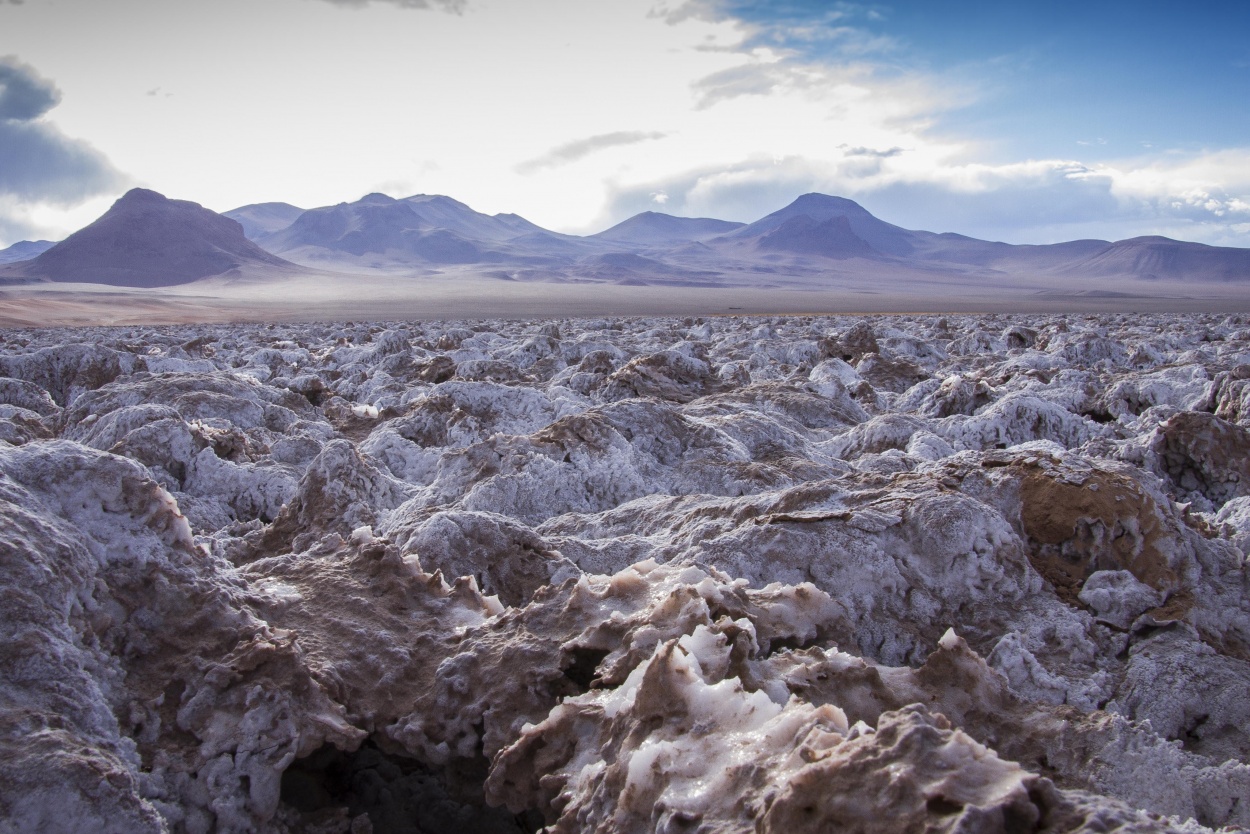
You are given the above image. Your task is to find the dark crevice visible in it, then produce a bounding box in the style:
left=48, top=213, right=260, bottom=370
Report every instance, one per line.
left=561, top=646, right=610, bottom=693
left=926, top=796, right=963, bottom=815
left=279, top=738, right=542, bottom=834
left=303, top=389, right=329, bottom=408
left=763, top=634, right=822, bottom=656
left=1182, top=713, right=1210, bottom=752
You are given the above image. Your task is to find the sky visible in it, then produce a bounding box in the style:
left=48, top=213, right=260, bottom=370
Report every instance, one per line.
left=1, top=0, right=1248, bottom=248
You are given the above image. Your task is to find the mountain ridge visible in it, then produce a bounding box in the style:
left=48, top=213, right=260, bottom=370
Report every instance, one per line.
left=0, top=239, right=56, bottom=265
left=4, top=188, right=1247, bottom=289
left=223, top=202, right=305, bottom=240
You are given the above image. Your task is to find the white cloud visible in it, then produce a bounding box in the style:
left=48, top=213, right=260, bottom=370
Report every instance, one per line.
left=0, top=56, right=124, bottom=243
left=591, top=144, right=1250, bottom=246
left=515, top=131, right=668, bottom=175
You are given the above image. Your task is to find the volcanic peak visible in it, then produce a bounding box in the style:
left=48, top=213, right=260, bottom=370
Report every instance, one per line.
left=1, top=188, right=293, bottom=288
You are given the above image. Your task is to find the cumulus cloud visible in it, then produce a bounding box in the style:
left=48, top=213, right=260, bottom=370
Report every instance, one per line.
left=515, top=131, right=667, bottom=175
left=656, top=0, right=890, bottom=52
left=593, top=156, right=815, bottom=228
left=0, top=57, right=122, bottom=203
left=0, top=56, right=124, bottom=245
left=627, top=2, right=1250, bottom=246
left=841, top=145, right=904, bottom=158
left=647, top=0, right=722, bottom=26
left=592, top=146, right=1250, bottom=247
left=548, top=1, right=1250, bottom=245
left=0, top=55, right=58, bottom=120
left=310, top=0, right=466, bottom=11
left=693, top=62, right=795, bottom=105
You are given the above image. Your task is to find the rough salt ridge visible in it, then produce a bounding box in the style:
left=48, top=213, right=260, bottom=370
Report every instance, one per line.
left=1, top=312, right=1248, bottom=833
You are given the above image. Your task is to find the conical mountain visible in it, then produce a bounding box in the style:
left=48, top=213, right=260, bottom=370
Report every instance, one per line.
left=1, top=188, right=295, bottom=287
left=729, top=193, right=919, bottom=257
left=754, top=214, right=879, bottom=259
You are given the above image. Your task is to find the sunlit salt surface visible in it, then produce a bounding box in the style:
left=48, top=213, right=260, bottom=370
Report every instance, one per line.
left=1, top=312, right=1248, bottom=833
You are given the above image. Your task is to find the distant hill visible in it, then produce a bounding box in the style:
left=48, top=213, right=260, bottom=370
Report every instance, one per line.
left=726, top=193, right=918, bottom=256
left=0, top=240, right=56, bottom=265
left=0, top=188, right=296, bottom=287
left=258, top=193, right=558, bottom=267
left=223, top=202, right=305, bottom=240
left=591, top=211, right=744, bottom=246
left=695, top=193, right=1250, bottom=284
left=753, top=214, right=879, bottom=260
left=3, top=188, right=1247, bottom=290
left=1058, top=236, right=1250, bottom=282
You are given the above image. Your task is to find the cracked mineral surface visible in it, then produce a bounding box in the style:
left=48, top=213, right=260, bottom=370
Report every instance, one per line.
left=1, top=313, right=1248, bottom=833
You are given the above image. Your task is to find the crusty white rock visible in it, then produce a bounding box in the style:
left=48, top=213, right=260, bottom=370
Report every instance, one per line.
left=1, top=313, right=1248, bottom=833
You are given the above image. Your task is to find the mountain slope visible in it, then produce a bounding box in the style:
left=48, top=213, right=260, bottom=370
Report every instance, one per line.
left=1059, top=236, right=1250, bottom=281
left=223, top=202, right=306, bottom=240
left=591, top=211, right=744, bottom=246
left=726, top=193, right=920, bottom=257
left=754, top=214, right=879, bottom=260
left=0, top=189, right=295, bottom=288
left=402, top=194, right=546, bottom=242
left=256, top=193, right=562, bottom=267
left=0, top=240, right=56, bottom=265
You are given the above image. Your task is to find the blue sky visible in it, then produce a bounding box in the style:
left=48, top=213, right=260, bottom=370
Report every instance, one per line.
left=726, top=0, right=1250, bottom=159
left=0, top=0, right=1248, bottom=248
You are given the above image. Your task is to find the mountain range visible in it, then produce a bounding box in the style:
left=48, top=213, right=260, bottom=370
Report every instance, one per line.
left=2, top=187, right=1248, bottom=290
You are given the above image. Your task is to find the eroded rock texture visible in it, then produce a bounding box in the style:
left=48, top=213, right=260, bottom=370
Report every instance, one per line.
left=1, top=313, right=1248, bottom=833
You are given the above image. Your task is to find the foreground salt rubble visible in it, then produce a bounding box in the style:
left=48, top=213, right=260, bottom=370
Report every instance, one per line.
left=1, top=314, right=1249, bottom=833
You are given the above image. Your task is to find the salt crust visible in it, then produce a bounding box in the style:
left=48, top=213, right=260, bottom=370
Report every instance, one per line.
left=1, top=313, right=1248, bottom=832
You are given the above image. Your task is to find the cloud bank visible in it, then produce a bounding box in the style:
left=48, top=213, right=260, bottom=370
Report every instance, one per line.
left=0, top=56, right=123, bottom=243
left=593, top=146, right=1250, bottom=246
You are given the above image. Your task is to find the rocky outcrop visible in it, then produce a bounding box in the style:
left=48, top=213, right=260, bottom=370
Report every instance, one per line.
left=1, top=313, right=1249, bottom=833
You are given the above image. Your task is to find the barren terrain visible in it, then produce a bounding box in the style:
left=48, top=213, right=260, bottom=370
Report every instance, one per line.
left=2, top=312, right=1249, bottom=833
left=4, top=274, right=1250, bottom=330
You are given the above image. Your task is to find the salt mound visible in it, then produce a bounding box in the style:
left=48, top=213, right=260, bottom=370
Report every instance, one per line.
left=1, top=312, right=1248, bottom=833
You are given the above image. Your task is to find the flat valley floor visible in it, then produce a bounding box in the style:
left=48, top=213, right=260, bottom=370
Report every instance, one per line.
left=3, top=270, right=1250, bottom=326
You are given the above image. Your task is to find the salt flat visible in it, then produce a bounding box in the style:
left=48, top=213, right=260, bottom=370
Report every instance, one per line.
left=2, top=312, right=1248, bottom=833
left=3, top=269, right=1249, bottom=329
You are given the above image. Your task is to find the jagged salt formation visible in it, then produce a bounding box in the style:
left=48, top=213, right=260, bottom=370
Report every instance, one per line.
left=1, top=313, right=1249, bottom=833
